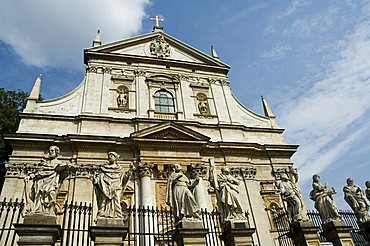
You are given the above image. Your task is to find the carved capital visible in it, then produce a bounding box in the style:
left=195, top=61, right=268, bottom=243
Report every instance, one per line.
left=104, top=67, right=112, bottom=74
left=135, top=70, right=146, bottom=76
left=87, top=66, right=97, bottom=73
left=230, top=167, right=257, bottom=180
left=137, top=163, right=154, bottom=178
left=190, top=163, right=207, bottom=178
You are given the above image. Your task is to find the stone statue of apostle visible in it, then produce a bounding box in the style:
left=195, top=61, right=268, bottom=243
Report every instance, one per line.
left=93, top=152, right=132, bottom=219
left=166, top=163, right=201, bottom=222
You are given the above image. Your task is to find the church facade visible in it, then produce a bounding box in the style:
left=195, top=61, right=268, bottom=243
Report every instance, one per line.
left=2, top=25, right=303, bottom=245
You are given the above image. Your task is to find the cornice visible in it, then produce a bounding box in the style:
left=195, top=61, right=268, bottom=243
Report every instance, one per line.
left=84, top=51, right=229, bottom=75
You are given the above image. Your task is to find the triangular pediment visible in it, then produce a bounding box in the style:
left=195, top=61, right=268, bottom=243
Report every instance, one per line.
left=86, top=32, right=229, bottom=68
left=130, top=122, right=210, bottom=141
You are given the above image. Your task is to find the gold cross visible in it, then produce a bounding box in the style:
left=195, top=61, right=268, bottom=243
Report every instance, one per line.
left=150, top=16, right=164, bottom=27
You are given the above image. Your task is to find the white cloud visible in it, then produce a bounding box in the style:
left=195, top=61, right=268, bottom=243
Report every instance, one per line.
left=0, top=0, right=150, bottom=68
left=277, top=17, right=370, bottom=183
left=262, top=44, right=291, bottom=58
left=277, top=0, right=309, bottom=18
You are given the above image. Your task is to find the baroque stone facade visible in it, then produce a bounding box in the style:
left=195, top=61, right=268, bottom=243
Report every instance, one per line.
left=2, top=27, right=302, bottom=245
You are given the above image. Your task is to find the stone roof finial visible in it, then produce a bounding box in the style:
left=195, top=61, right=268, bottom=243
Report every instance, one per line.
left=211, top=45, right=220, bottom=60
left=261, top=96, right=280, bottom=129
left=92, top=30, right=102, bottom=47
left=28, top=74, right=42, bottom=100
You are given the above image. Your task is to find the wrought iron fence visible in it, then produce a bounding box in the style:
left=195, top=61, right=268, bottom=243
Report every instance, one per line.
left=307, top=210, right=368, bottom=246
left=0, top=198, right=225, bottom=246
left=272, top=209, right=295, bottom=246
left=0, top=198, right=24, bottom=246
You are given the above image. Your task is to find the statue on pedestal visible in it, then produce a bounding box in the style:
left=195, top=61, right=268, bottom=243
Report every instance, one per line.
left=343, top=178, right=370, bottom=223
left=166, top=163, right=201, bottom=222
left=209, top=165, right=246, bottom=221
left=309, top=174, right=341, bottom=223
left=24, top=146, right=72, bottom=215
left=93, top=152, right=132, bottom=219
left=276, top=168, right=304, bottom=223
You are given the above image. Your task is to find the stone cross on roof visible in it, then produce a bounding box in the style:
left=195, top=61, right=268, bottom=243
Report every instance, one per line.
left=150, top=16, right=164, bottom=27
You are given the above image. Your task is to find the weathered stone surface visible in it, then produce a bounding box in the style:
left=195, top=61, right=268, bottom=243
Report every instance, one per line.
left=322, top=220, right=354, bottom=246
left=290, top=221, right=321, bottom=246
left=221, top=220, right=255, bottom=246
left=14, top=223, right=61, bottom=246
left=173, top=221, right=208, bottom=246
left=23, top=213, right=57, bottom=224
left=89, top=225, right=129, bottom=246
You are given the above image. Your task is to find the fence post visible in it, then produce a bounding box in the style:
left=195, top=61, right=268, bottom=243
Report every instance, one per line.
left=322, top=220, right=355, bottom=246
left=290, top=220, right=321, bottom=246
left=173, top=220, right=208, bottom=246
left=220, top=220, right=255, bottom=246
left=14, top=213, right=61, bottom=246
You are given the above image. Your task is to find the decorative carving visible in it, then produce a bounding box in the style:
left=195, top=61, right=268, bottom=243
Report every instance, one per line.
left=137, top=163, right=154, bottom=177
left=166, top=163, right=201, bottom=222
left=146, top=129, right=195, bottom=140
left=87, top=66, right=97, bottom=73
left=230, top=167, right=257, bottom=180
left=134, top=70, right=146, bottom=76
left=343, top=178, right=370, bottom=223
left=156, top=181, right=169, bottom=209
left=309, top=174, right=341, bottom=224
left=209, top=165, right=246, bottom=221
left=24, top=146, right=74, bottom=215
left=104, top=67, right=112, bottom=74
left=190, top=163, right=207, bottom=178
left=150, top=35, right=170, bottom=58
left=92, top=152, right=132, bottom=220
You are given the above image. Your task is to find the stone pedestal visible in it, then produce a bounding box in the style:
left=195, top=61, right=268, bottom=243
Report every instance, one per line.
left=14, top=214, right=61, bottom=246
left=89, top=218, right=128, bottom=246
left=322, top=220, right=354, bottom=246
left=361, top=221, right=370, bottom=242
left=220, top=220, right=255, bottom=246
left=290, top=221, right=321, bottom=246
left=173, top=220, right=208, bottom=246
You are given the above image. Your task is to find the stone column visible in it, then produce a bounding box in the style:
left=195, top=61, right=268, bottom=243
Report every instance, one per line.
left=290, top=221, right=322, bottom=246
left=138, top=163, right=154, bottom=206
left=190, top=163, right=210, bottom=210
left=221, top=220, right=255, bottom=246
left=137, top=163, right=155, bottom=245
left=14, top=214, right=61, bottom=246
left=173, top=221, right=208, bottom=246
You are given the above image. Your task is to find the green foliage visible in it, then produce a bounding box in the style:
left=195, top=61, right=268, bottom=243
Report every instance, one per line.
left=0, top=88, right=29, bottom=163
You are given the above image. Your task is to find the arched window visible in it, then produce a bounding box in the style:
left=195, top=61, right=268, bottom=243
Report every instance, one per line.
left=154, top=90, right=175, bottom=113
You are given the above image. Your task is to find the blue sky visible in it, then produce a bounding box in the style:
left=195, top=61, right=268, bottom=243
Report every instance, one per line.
left=1, top=0, right=369, bottom=209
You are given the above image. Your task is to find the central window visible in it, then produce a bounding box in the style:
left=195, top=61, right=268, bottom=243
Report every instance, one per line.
left=154, top=90, right=175, bottom=113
